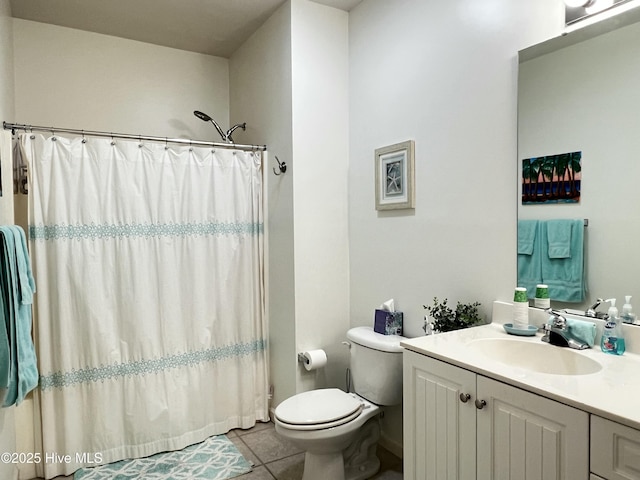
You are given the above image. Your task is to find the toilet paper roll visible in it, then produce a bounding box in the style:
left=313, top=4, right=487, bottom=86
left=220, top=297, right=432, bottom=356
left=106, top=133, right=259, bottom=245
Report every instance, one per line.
left=302, top=349, right=327, bottom=371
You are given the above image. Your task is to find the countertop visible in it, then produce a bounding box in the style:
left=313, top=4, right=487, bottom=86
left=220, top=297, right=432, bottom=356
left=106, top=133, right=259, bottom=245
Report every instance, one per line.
left=401, top=301, right=640, bottom=430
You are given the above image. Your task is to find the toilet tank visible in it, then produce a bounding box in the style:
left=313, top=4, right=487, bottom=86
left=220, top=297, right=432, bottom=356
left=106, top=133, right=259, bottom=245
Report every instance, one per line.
left=346, top=326, right=405, bottom=406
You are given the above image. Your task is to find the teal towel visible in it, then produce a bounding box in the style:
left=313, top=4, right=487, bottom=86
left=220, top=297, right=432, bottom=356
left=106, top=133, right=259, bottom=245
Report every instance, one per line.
left=547, top=219, right=572, bottom=259
left=547, top=316, right=596, bottom=347
left=0, top=226, right=38, bottom=407
left=0, top=232, right=14, bottom=390
left=518, top=219, right=538, bottom=255
left=14, top=227, right=35, bottom=305
left=517, top=220, right=542, bottom=298
left=541, top=219, right=586, bottom=303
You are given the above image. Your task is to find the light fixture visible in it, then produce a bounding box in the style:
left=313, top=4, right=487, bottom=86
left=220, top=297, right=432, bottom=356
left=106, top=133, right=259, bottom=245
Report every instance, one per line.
left=564, top=0, right=594, bottom=7
left=586, top=0, right=614, bottom=13
left=564, top=0, right=628, bottom=24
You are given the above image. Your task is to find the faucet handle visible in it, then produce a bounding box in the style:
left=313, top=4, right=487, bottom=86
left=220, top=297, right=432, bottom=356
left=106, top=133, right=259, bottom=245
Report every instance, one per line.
left=544, top=308, right=567, bottom=328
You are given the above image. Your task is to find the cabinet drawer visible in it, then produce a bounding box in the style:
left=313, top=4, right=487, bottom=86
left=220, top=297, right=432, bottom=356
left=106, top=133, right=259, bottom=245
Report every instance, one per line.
left=591, top=415, right=640, bottom=480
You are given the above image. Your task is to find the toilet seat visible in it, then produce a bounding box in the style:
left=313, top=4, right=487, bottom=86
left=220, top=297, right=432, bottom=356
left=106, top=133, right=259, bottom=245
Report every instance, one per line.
left=275, top=388, right=364, bottom=431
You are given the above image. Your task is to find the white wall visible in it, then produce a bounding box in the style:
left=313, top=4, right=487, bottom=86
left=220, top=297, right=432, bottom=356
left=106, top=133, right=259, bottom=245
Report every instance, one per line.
left=230, top=2, right=297, bottom=408
left=230, top=0, right=349, bottom=408
left=13, top=19, right=229, bottom=140
left=348, top=0, right=563, bottom=336
left=0, top=0, right=18, bottom=477
left=348, top=0, right=563, bottom=450
left=290, top=0, right=350, bottom=395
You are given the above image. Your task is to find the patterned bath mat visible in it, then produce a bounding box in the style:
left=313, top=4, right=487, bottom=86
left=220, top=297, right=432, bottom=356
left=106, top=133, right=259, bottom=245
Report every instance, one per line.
left=73, top=434, right=252, bottom=480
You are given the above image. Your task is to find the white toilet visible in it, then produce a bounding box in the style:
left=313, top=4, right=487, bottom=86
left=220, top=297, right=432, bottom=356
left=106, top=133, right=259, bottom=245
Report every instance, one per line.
left=274, top=326, right=405, bottom=480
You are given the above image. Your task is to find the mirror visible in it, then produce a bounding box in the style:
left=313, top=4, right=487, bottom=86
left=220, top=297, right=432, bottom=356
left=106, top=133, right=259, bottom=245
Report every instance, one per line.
left=517, top=7, right=640, bottom=320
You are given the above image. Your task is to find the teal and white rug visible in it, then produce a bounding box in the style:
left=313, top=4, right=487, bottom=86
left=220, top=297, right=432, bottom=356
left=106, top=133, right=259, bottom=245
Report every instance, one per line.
left=74, top=435, right=252, bottom=480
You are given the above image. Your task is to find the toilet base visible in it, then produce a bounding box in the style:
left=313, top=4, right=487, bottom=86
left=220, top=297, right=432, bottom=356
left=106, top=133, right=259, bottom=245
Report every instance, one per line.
left=302, top=452, right=346, bottom=480
left=300, top=416, right=381, bottom=480
left=343, top=416, right=380, bottom=480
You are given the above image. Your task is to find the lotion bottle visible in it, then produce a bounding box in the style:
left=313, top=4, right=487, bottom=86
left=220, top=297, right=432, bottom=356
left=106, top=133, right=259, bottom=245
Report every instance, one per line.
left=601, top=298, right=625, bottom=355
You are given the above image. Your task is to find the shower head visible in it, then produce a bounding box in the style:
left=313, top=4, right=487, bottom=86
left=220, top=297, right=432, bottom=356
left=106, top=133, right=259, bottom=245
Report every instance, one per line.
left=193, top=110, right=213, bottom=122
left=193, top=110, right=226, bottom=142
left=193, top=110, right=247, bottom=144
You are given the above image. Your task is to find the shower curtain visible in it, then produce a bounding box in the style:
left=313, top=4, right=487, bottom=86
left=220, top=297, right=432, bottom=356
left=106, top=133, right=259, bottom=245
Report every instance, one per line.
left=20, top=133, right=269, bottom=479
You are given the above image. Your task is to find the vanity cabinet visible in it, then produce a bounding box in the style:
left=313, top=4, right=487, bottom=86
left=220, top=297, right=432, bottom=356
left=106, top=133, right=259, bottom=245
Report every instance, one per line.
left=591, top=415, right=640, bottom=480
left=403, top=350, right=589, bottom=479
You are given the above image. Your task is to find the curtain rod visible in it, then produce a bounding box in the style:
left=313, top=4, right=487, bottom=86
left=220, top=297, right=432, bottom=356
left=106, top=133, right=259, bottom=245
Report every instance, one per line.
left=3, top=121, right=267, bottom=152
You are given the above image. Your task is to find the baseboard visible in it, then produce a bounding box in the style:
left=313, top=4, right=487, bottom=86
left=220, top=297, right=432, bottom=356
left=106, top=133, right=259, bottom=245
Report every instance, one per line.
left=379, top=432, right=403, bottom=459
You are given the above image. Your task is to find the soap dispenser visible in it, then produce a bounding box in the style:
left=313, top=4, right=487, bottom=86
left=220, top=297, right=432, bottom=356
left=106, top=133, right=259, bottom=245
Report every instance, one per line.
left=601, top=298, right=625, bottom=355
left=621, top=296, right=637, bottom=324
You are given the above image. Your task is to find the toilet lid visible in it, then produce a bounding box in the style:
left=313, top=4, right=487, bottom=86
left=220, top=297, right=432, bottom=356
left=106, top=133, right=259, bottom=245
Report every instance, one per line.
left=274, top=388, right=363, bottom=426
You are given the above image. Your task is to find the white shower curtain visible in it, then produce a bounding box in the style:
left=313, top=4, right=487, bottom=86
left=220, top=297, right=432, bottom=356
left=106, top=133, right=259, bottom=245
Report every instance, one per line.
left=21, top=133, right=269, bottom=479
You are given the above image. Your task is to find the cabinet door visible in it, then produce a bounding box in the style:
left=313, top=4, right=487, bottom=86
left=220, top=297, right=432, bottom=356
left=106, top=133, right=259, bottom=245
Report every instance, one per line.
left=591, top=414, right=640, bottom=480
left=403, top=351, right=476, bottom=480
left=476, top=376, right=589, bottom=480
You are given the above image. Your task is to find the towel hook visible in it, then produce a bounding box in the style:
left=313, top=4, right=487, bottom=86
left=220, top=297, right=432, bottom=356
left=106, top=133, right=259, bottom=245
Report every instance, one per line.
left=273, top=156, right=287, bottom=176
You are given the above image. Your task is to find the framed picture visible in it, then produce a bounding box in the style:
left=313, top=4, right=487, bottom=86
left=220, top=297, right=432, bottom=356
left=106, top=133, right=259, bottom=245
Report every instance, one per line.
left=375, top=140, right=415, bottom=210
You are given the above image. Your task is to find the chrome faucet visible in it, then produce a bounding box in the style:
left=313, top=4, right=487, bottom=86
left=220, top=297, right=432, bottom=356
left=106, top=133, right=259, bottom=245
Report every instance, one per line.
left=541, top=308, right=590, bottom=350
left=585, top=298, right=604, bottom=318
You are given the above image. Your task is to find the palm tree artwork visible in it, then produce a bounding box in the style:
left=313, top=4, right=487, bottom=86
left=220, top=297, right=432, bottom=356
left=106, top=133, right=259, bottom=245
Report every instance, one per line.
left=522, top=151, right=581, bottom=204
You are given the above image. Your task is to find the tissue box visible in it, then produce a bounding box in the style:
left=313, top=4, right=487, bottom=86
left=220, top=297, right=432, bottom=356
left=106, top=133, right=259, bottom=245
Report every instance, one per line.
left=374, top=310, right=403, bottom=336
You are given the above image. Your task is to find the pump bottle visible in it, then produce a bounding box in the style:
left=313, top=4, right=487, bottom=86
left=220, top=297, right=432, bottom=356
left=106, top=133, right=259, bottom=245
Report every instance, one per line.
left=621, top=296, right=637, bottom=324
left=601, top=298, right=625, bottom=355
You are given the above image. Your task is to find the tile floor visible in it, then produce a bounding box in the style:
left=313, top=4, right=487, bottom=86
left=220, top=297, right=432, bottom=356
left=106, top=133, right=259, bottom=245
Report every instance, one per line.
left=228, top=421, right=403, bottom=480
left=39, top=420, right=402, bottom=480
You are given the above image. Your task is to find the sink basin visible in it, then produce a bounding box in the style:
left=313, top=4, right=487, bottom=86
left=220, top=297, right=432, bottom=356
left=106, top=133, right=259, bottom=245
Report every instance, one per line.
left=467, top=338, right=602, bottom=376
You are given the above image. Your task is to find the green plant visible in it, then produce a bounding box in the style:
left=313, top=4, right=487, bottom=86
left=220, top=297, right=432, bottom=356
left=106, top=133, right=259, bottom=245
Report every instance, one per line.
left=423, top=297, right=482, bottom=334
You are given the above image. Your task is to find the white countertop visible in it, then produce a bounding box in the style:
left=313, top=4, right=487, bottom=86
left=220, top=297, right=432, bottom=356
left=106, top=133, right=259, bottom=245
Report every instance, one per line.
left=401, top=301, right=640, bottom=430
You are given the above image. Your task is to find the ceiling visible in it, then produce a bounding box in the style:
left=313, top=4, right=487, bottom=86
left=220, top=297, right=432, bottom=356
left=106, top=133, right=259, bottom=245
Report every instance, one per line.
left=9, top=0, right=362, bottom=58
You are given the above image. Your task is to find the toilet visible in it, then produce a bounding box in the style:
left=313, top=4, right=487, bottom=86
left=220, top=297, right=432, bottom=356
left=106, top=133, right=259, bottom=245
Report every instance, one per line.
left=274, top=326, right=405, bottom=480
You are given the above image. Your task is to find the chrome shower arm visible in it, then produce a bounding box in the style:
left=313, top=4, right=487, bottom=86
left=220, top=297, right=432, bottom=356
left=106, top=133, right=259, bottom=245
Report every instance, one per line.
left=225, top=123, right=246, bottom=143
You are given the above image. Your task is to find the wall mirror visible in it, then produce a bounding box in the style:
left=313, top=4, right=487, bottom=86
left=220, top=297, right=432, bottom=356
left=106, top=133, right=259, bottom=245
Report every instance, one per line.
left=517, top=7, right=640, bottom=320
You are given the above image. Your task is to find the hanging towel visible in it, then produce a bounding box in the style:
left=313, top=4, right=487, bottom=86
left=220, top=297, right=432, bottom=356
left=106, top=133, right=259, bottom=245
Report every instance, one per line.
left=518, top=219, right=538, bottom=255
left=547, top=219, right=573, bottom=259
left=0, top=226, right=38, bottom=407
left=0, top=233, right=14, bottom=390
left=541, top=219, right=586, bottom=303
left=517, top=220, right=542, bottom=297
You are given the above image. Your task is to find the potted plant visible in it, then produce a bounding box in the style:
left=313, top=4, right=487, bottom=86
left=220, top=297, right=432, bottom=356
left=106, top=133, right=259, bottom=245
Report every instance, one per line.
left=423, top=297, right=482, bottom=334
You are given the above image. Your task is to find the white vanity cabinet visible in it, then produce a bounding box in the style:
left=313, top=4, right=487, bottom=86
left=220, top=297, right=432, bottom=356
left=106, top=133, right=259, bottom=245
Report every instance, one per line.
left=591, top=415, right=640, bottom=480
left=403, top=350, right=590, bottom=479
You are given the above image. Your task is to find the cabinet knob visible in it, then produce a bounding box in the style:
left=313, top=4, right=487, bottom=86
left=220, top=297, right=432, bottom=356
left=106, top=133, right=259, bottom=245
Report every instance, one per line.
left=475, top=399, right=487, bottom=410
left=459, top=393, right=471, bottom=403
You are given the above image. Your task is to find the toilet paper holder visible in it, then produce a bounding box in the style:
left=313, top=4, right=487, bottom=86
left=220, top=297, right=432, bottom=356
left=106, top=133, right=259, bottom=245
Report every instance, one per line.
left=297, top=350, right=327, bottom=370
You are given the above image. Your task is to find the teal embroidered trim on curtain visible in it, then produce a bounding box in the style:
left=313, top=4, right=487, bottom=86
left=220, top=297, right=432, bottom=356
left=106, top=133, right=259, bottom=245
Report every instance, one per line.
left=39, top=339, right=266, bottom=391
left=30, top=221, right=264, bottom=241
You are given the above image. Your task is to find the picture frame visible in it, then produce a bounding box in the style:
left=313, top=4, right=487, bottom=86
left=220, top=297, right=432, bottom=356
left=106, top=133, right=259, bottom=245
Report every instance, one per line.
left=375, top=140, right=415, bottom=210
